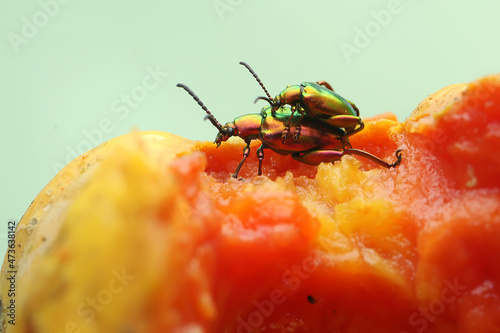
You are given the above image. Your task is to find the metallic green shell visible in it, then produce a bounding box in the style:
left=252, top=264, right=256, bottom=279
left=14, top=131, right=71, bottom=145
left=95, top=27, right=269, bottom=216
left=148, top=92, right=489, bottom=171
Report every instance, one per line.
left=278, top=82, right=358, bottom=118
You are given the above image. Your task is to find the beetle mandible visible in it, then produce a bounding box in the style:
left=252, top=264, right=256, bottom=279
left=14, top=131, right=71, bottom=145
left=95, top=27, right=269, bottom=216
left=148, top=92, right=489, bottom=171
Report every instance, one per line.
left=239, top=62, right=364, bottom=142
left=177, top=83, right=402, bottom=178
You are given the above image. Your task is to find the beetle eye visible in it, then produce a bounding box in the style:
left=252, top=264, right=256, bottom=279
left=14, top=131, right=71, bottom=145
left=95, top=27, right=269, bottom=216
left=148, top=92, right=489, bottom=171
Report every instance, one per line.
left=226, top=127, right=234, bottom=136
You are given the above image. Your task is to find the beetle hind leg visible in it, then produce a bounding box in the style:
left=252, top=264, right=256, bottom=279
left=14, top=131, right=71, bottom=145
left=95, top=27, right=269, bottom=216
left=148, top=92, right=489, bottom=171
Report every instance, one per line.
left=292, top=148, right=403, bottom=169
left=292, top=150, right=344, bottom=165
left=342, top=148, right=403, bottom=168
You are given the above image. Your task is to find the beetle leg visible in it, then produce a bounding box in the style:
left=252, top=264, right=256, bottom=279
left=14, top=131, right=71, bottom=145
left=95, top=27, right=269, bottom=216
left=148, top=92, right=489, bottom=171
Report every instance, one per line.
left=340, top=136, right=352, bottom=150
left=293, top=112, right=306, bottom=141
left=323, top=115, right=363, bottom=130
left=233, top=141, right=251, bottom=178
left=293, top=148, right=403, bottom=168
left=286, top=84, right=306, bottom=141
left=292, top=150, right=344, bottom=165
left=256, top=144, right=266, bottom=175
left=342, top=148, right=403, bottom=168
left=281, top=105, right=298, bottom=142
left=347, top=100, right=360, bottom=116
left=281, top=123, right=291, bottom=142
left=282, top=102, right=306, bottom=142
left=342, top=118, right=365, bottom=138
left=293, top=125, right=301, bottom=141
left=316, top=80, right=334, bottom=91
left=323, top=117, right=364, bottom=139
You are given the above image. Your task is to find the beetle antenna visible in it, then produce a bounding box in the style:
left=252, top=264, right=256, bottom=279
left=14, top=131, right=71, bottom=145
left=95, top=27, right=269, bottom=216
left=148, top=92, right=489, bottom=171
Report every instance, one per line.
left=177, top=83, right=226, bottom=133
left=254, top=96, right=275, bottom=106
left=239, top=61, right=273, bottom=100
left=204, top=114, right=225, bottom=133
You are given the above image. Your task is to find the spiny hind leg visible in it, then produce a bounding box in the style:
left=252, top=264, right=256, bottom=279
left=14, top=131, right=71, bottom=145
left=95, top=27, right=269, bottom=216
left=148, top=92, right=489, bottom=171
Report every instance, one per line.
left=292, top=150, right=343, bottom=165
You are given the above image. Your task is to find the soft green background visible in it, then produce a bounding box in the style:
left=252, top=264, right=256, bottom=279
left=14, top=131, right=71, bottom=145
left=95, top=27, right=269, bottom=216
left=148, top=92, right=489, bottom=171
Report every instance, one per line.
left=1, top=0, right=499, bottom=258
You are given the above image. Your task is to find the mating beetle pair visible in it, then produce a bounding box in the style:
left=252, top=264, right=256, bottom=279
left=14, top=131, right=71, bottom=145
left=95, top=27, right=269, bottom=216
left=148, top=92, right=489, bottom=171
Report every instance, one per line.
left=240, top=62, right=364, bottom=142
left=177, top=62, right=402, bottom=178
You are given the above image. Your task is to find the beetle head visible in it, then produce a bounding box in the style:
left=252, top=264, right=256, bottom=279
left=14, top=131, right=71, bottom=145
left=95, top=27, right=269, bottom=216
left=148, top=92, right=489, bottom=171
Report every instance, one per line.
left=203, top=114, right=235, bottom=147
left=213, top=121, right=236, bottom=147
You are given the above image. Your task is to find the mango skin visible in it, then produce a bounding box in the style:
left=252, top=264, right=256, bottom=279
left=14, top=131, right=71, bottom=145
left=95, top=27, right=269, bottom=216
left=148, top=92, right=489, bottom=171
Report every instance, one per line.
left=0, top=132, right=198, bottom=332
left=1, top=75, right=500, bottom=333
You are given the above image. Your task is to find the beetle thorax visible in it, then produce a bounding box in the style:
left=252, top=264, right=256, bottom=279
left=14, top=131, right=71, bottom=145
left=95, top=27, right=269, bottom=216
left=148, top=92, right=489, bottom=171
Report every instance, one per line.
left=234, top=114, right=262, bottom=140
left=279, top=85, right=302, bottom=105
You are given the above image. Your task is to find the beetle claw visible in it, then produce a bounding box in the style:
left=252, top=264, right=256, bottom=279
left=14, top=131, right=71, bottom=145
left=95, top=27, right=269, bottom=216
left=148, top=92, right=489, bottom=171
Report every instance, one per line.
left=281, top=127, right=290, bottom=143
left=340, top=137, right=352, bottom=150
left=293, top=125, right=302, bottom=141
left=392, top=149, right=403, bottom=167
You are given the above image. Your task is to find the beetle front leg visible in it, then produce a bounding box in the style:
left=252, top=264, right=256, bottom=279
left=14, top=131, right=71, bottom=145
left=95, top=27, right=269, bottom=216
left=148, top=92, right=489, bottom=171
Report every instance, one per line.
left=282, top=103, right=306, bottom=142
left=233, top=141, right=251, bottom=178
left=281, top=105, right=297, bottom=143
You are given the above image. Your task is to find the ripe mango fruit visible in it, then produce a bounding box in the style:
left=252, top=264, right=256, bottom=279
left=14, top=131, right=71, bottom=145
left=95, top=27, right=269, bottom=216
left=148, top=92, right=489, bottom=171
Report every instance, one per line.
left=2, top=75, right=500, bottom=332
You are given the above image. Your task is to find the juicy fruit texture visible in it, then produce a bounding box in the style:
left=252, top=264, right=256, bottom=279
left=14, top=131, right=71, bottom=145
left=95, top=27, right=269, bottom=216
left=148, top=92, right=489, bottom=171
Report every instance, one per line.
left=2, top=75, right=500, bottom=332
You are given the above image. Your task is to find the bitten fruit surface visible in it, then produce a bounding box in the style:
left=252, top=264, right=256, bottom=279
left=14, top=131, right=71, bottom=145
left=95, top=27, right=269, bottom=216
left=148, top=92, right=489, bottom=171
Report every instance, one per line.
left=2, top=75, right=500, bottom=333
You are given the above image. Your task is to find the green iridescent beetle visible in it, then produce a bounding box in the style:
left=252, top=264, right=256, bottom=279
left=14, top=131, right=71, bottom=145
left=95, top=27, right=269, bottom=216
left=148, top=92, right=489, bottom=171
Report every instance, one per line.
left=239, top=62, right=364, bottom=142
left=177, top=83, right=402, bottom=178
